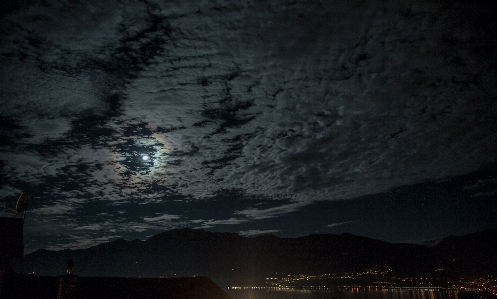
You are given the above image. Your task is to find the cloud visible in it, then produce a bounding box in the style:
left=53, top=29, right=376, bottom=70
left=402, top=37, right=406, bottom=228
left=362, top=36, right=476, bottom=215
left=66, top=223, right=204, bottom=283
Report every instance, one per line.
left=238, top=230, right=280, bottom=237
left=45, top=235, right=121, bottom=252
left=32, top=203, right=79, bottom=216
left=327, top=221, right=354, bottom=229
left=472, top=190, right=497, bottom=197
left=3, top=0, right=496, bottom=205
left=235, top=202, right=308, bottom=220
left=143, top=214, right=181, bottom=223
left=193, top=218, right=249, bottom=229
left=120, top=0, right=497, bottom=204
left=0, top=185, right=23, bottom=201
left=464, top=178, right=497, bottom=197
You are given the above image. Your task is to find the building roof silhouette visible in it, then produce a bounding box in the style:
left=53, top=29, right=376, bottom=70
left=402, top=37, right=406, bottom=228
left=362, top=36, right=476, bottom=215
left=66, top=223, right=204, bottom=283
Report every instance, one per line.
left=1, top=275, right=233, bottom=299
left=0, top=217, right=24, bottom=265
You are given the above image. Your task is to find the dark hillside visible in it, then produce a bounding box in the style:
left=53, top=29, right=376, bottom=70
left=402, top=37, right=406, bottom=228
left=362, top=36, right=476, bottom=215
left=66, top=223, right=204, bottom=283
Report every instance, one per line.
left=15, top=228, right=497, bottom=287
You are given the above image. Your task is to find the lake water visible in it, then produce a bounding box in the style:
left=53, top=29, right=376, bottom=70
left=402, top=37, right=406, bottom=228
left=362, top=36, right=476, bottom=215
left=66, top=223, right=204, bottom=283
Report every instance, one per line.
left=226, top=288, right=459, bottom=299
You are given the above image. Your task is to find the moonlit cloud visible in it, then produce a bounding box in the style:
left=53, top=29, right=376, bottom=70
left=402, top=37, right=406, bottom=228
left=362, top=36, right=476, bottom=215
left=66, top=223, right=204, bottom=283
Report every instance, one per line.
left=235, top=202, right=308, bottom=220
left=194, top=218, right=249, bottom=229
left=239, top=230, right=280, bottom=237
left=144, top=214, right=181, bottom=223
left=327, top=221, right=354, bottom=229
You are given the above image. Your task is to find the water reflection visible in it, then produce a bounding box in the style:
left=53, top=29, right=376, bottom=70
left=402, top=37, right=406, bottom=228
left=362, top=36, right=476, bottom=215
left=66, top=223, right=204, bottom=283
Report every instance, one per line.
left=226, top=288, right=459, bottom=299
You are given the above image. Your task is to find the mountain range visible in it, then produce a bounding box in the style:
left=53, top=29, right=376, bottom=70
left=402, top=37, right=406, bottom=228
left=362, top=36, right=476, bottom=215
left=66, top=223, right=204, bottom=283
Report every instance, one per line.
left=14, top=228, right=497, bottom=287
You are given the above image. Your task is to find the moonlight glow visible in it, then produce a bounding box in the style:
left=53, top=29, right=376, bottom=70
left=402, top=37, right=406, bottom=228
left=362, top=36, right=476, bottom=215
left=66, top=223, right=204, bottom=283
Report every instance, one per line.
left=142, top=155, right=149, bottom=161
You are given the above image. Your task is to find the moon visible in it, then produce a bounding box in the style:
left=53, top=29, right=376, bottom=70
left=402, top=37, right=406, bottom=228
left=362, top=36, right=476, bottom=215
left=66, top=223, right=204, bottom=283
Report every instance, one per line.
left=142, top=155, right=149, bottom=161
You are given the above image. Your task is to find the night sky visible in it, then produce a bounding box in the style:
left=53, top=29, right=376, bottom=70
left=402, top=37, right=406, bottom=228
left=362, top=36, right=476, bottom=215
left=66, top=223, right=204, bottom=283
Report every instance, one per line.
left=1, top=0, right=496, bottom=253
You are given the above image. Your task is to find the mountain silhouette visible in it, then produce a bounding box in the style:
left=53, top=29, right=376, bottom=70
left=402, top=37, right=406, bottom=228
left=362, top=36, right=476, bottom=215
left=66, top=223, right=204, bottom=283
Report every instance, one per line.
left=14, top=228, right=497, bottom=287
